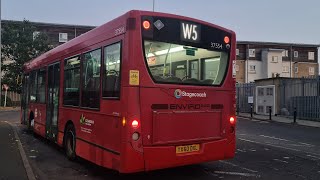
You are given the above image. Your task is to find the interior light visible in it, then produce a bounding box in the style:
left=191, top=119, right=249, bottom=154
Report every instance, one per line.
left=205, top=58, right=220, bottom=62
left=143, top=20, right=151, bottom=30
left=154, top=46, right=184, bottom=56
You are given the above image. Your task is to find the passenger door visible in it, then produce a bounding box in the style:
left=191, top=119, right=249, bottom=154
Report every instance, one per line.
left=46, top=63, right=60, bottom=141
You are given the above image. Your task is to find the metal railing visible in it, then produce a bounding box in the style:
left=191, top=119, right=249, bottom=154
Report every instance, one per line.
left=236, top=76, right=320, bottom=121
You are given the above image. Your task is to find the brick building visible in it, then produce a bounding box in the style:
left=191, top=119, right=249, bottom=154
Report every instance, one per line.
left=236, top=41, right=320, bottom=83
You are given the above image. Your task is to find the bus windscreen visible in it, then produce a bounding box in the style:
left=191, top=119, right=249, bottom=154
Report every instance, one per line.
left=144, top=40, right=229, bottom=85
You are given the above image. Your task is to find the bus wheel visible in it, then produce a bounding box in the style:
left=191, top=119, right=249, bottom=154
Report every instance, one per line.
left=65, top=124, right=77, bottom=160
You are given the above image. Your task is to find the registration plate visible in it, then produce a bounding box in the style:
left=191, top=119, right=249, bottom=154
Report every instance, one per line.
left=176, top=144, right=200, bottom=154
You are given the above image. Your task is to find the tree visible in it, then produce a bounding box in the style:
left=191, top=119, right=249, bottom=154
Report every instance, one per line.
left=1, top=19, right=52, bottom=93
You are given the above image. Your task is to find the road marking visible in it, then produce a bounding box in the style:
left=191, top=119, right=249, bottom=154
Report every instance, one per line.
left=213, top=171, right=260, bottom=177
left=259, top=135, right=314, bottom=147
left=219, top=161, right=258, bottom=173
left=306, top=155, right=320, bottom=160
left=237, top=149, right=246, bottom=152
left=238, top=117, right=251, bottom=120
left=239, top=138, right=300, bottom=152
left=251, top=119, right=261, bottom=122
left=273, top=159, right=289, bottom=163
left=283, top=157, right=290, bottom=159
left=259, top=121, right=269, bottom=123
left=5, top=122, right=36, bottom=180
left=238, top=138, right=320, bottom=160
left=259, top=135, right=290, bottom=142
left=238, top=133, right=247, bottom=136
left=299, top=142, right=314, bottom=147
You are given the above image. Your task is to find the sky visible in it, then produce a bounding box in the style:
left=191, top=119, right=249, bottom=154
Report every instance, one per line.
left=1, top=0, right=317, bottom=170
left=2, top=0, right=320, bottom=44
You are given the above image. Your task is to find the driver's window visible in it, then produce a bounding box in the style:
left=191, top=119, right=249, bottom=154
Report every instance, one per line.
left=103, top=42, right=121, bottom=98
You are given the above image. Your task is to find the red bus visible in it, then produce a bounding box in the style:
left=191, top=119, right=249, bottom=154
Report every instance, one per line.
left=21, top=10, right=236, bottom=173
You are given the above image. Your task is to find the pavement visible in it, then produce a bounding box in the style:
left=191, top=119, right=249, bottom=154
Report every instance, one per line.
left=0, top=107, right=20, bottom=112
left=0, top=121, right=28, bottom=180
left=237, top=112, right=320, bottom=128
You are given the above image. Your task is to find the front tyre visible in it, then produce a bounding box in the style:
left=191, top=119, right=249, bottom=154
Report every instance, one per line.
left=65, top=124, right=77, bottom=160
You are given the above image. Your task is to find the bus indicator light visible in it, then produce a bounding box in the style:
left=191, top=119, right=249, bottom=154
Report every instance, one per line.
left=143, top=20, right=151, bottom=30
left=122, top=117, right=126, bottom=126
left=132, top=120, right=139, bottom=128
left=224, top=36, right=230, bottom=44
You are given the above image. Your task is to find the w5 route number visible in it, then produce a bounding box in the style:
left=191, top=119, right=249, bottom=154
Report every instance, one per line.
left=115, top=26, right=125, bottom=36
left=181, top=22, right=201, bottom=42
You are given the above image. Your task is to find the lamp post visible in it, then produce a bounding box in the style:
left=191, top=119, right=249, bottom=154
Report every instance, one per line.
left=153, top=0, right=155, bottom=12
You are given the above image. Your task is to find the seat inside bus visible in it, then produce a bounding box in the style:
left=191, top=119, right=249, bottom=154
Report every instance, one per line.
left=103, top=74, right=120, bottom=97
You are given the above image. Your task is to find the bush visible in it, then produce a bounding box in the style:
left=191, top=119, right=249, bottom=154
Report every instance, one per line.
left=1, top=95, right=13, bottom=107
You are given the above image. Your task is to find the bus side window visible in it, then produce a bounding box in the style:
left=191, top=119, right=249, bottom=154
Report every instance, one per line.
left=81, top=49, right=101, bottom=108
left=29, top=71, right=38, bottom=102
left=63, top=56, right=81, bottom=106
left=103, top=42, right=121, bottom=98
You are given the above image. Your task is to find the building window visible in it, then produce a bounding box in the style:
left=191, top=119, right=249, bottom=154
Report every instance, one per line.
left=37, top=69, right=46, bottom=103
left=103, top=42, right=122, bottom=98
left=309, top=67, right=315, bottom=75
left=294, top=67, right=298, bottom=73
left=33, top=31, right=40, bottom=40
left=266, top=87, right=273, bottom=96
left=258, top=106, right=264, bottom=113
left=258, top=87, right=264, bottom=96
left=64, top=56, right=80, bottom=106
left=249, top=65, right=256, bottom=72
left=271, top=56, right=278, bottom=63
left=282, top=66, right=289, bottom=72
left=308, top=52, right=315, bottom=60
left=236, top=49, right=239, bottom=56
left=249, top=49, right=255, bottom=57
left=282, top=50, right=288, bottom=57
left=59, top=33, right=68, bottom=42
left=235, top=65, right=239, bottom=71
left=294, top=51, right=298, bottom=58
left=81, top=49, right=101, bottom=108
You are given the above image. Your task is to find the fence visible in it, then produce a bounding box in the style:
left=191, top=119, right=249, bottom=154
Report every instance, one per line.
left=236, top=76, right=320, bottom=121
left=1, top=91, right=21, bottom=107
left=236, top=83, right=255, bottom=113
left=279, top=77, right=320, bottom=121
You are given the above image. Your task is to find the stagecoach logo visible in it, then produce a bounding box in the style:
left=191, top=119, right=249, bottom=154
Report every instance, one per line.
left=80, top=114, right=95, bottom=126
left=174, top=89, right=207, bottom=99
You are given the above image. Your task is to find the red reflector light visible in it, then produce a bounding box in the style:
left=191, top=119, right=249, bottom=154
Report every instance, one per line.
left=143, top=20, right=151, bottom=30
left=224, top=36, right=230, bottom=44
left=132, top=120, right=139, bottom=128
left=230, top=117, right=235, bottom=124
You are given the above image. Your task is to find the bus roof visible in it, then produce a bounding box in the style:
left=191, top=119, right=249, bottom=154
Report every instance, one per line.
left=24, top=10, right=234, bottom=72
